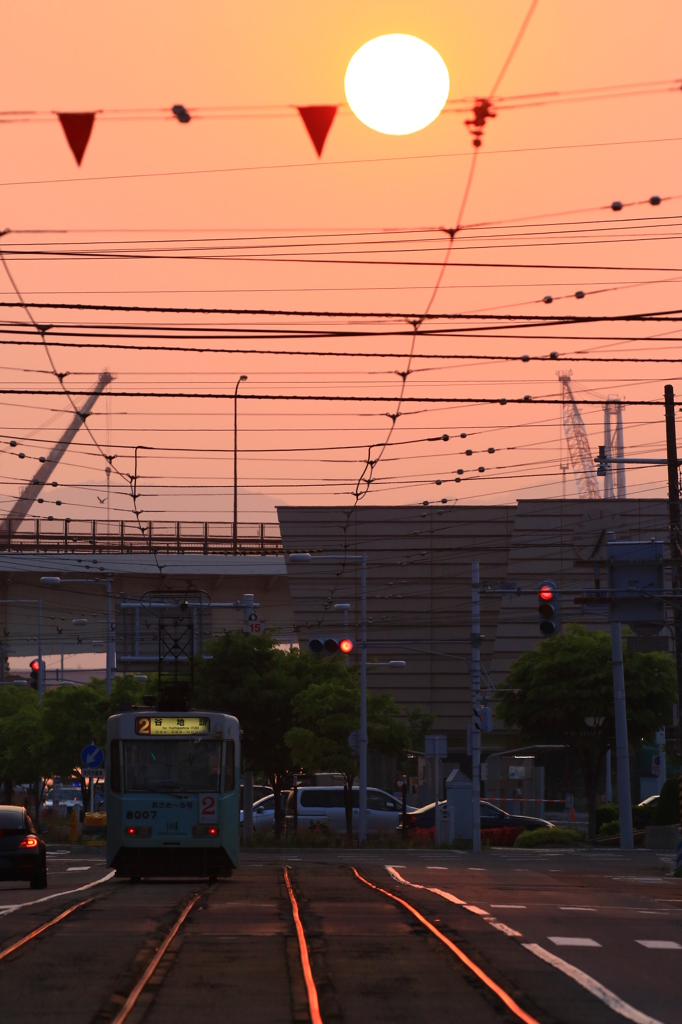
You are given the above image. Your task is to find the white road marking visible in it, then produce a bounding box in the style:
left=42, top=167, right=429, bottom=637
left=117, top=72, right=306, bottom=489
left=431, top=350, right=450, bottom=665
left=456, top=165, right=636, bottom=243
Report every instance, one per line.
left=559, top=906, right=597, bottom=911
left=491, top=904, right=526, bottom=909
left=635, top=940, right=681, bottom=949
left=488, top=919, right=523, bottom=938
left=468, top=866, right=486, bottom=870
left=388, top=865, right=671, bottom=1024
left=465, top=905, right=489, bottom=916
left=548, top=937, right=601, bottom=947
left=426, top=866, right=448, bottom=870
left=0, top=870, right=115, bottom=916
left=66, top=866, right=91, bottom=872
left=524, top=943, right=666, bottom=1024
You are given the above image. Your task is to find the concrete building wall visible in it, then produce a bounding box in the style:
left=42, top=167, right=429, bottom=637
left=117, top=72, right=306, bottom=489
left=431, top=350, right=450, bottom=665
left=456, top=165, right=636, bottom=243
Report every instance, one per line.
left=278, top=499, right=671, bottom=753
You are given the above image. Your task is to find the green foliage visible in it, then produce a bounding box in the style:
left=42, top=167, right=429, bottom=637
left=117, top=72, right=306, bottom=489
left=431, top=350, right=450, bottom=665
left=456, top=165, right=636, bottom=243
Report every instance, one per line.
left=195, top=632, right=357, bottom=784
left=285, top=673, right=408, bottom=778
left=653, top=776, right=682, bottom=826
left=42, top=684, right=108, bottom=780
left=598, top=820, right=621, bottom=838
left=496, top=624, right=676, bottom=838
left=595, top=803, right=619, bottom=830
left=514, top=827, right=585, bottom=848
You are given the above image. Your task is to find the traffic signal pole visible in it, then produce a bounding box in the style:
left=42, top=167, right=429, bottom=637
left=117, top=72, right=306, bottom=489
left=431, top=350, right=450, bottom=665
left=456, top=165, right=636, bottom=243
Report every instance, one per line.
left=471, top=562, right=481, bottom=853
left=610, top=618, right=634, bottom=850
left=663, top=385, right=682, bottom=873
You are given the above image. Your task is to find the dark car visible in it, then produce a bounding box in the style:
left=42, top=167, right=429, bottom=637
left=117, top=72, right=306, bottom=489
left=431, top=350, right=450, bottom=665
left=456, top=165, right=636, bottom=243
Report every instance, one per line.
left=399, top=799, right=554, bottom=832
left=0, top=806, right=48, bottom=889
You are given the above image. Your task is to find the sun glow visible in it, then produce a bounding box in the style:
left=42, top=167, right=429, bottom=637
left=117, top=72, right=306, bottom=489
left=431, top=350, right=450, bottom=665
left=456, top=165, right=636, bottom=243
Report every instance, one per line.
left=344, top=34, right=449, bottom=136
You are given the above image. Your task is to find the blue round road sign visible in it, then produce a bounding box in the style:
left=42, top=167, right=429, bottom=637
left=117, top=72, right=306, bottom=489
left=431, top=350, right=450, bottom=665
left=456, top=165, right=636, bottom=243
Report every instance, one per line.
left=81, top=744, right=104, bottom=769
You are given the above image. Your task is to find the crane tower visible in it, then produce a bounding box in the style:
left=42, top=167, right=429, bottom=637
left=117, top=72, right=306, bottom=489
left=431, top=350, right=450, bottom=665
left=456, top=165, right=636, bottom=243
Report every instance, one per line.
left=558, top=373, right=600, bottom=499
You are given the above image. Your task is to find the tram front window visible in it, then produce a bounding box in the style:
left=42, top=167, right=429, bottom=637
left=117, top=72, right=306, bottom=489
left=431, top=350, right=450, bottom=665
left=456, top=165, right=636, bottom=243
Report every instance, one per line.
left=123, top=740, right=223, bottom=793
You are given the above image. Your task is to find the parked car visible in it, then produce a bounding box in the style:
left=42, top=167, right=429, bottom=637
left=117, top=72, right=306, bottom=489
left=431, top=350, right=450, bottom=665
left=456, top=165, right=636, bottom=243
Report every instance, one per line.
left=0, top=806, right=48, bottom=889
left=239, top=791, right=289, bottom=833
left=285, top=786, right=415, bottom=833
left=399, top=799, right=554, bottom=832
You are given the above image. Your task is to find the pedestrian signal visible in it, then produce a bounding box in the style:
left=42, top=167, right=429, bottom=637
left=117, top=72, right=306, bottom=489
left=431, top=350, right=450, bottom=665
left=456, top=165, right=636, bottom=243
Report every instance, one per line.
left=308, top=637, right=354, bottom=656
left=538, top=580, right=560, bottom=637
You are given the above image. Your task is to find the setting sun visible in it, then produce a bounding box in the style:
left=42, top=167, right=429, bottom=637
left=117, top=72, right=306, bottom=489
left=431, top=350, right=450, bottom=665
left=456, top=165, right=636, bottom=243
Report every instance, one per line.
left=344, top=34, right=450, bottom=136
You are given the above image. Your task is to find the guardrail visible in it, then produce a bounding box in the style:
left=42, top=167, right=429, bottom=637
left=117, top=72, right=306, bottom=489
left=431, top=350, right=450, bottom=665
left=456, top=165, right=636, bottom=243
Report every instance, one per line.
left=0, top=519, right=283, bottom=556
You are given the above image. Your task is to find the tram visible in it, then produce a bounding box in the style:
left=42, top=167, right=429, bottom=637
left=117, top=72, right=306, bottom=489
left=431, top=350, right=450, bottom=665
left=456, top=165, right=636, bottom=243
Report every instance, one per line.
left=106, top=710, right=240, bottom=881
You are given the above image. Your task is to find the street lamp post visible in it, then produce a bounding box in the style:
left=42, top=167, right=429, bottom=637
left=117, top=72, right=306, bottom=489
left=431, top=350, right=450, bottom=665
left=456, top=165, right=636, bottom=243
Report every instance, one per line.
left=233, top=374, right=248, bottom=555
left=290, top=551, right=368, bottom=840
left=40, top=577, right=114, bottom=695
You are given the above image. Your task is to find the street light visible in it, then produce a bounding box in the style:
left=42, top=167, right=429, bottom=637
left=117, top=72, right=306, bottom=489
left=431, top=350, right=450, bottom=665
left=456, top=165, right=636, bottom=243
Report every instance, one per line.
left=40, top=576, right=114, bottom=696
left=233, top=374, right=248, bottom=556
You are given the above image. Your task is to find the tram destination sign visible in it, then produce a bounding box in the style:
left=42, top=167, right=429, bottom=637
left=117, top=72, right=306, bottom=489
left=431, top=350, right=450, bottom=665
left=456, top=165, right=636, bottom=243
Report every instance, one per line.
left=135, top=716, right=210, bottom=736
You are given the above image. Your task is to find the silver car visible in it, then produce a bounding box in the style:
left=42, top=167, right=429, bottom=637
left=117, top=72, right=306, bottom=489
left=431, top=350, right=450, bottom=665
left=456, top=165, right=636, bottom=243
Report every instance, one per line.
left=285, top=786, right=413, bottom=833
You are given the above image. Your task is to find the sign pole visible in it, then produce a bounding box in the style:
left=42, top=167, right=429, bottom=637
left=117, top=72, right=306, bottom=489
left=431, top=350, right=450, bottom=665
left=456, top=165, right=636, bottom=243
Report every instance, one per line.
left=472, top=562, right=481, bottom=854
left=664, top=385, right=682, bottom=875
left=610, top=619, right=634, bottom=850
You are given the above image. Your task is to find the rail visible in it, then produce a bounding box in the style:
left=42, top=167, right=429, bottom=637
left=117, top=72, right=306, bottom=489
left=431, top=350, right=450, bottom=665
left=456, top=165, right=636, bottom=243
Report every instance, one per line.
left=0, top=519, right=282, bottom=556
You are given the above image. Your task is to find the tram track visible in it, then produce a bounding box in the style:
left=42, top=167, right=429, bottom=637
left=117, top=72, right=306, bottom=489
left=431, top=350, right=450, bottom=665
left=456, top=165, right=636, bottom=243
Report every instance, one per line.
left=0, top=857, right=658, bottom=1023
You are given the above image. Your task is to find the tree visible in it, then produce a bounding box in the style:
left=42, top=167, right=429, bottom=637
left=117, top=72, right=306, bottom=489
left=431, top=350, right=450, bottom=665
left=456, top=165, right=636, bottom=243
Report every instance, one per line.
left=0, top=685, right=37, bottom=803
left=0, top=692, right=52, bottom=824
left=285, top=673, right=409, bottom=836
left=194, top=632, right=355, bottom=833
left=42, top=684, right=109, bottom=811
left=495, top=624, right=676, bottom=839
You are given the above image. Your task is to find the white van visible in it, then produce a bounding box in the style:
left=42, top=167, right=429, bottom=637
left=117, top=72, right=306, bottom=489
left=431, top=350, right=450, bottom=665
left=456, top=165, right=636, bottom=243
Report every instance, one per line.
left=285, top=786, right=410, bottom=833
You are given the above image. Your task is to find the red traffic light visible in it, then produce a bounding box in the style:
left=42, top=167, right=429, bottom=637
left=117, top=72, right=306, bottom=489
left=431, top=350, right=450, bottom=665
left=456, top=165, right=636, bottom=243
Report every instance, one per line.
left=30, top=659, right=40, bottom=672
left=339, top=638, right=354, bottom=654
left=538, top=585, right=555, bottom=601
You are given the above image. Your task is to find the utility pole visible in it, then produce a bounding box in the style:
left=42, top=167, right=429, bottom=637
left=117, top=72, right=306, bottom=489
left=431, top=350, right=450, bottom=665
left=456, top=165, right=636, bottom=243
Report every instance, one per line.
left=664, top=385, right=682, bottom=874
left=471, top=562, right=481, bottom=853
left=233, top=375, right=247, bottom=555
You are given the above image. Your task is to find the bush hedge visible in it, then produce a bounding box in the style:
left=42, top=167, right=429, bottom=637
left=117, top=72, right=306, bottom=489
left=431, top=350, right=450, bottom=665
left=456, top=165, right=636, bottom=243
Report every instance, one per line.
left=652, top=777, right=681, bottom=826
left=514, top=827, right=585, bottom=848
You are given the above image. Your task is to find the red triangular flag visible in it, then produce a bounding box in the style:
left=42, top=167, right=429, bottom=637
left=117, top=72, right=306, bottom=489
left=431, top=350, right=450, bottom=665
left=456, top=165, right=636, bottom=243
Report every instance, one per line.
left=297, top=105, right=337, bottom=157
left=57, top=112, right=96, bottom=165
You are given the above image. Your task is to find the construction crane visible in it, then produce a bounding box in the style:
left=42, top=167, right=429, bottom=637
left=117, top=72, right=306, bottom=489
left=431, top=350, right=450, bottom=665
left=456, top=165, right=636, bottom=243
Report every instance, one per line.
left=558, top=373, right=601, bottom=500
left=1, top=372, right=113, bottom=542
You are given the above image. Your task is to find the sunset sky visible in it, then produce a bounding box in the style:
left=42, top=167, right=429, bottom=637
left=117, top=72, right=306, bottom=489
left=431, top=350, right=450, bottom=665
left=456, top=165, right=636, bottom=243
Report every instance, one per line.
left=1, top=0, right=681, bottom=525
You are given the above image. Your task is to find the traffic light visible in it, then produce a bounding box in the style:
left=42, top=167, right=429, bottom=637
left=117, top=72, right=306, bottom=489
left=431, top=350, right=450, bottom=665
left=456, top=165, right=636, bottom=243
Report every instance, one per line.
left=538, top=580, right=560, bottom=637
left=308, top=637, right=354, bottom=656
left=29, top=658, right=40, bottom=689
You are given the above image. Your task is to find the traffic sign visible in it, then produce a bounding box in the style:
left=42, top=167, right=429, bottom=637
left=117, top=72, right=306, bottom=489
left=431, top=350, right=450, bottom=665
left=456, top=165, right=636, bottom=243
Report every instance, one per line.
left=80, top=743, right=104, bottom=769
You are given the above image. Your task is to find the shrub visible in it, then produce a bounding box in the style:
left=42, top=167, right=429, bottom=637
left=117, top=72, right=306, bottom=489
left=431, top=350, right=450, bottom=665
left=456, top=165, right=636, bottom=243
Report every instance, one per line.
left=481, top=826, right=523, bottom=847
left=514, top=827, right=584, bottom=848
left=597, top=820, right=620, bottom=838
left=595, top=804, right=619, bottom=830
left=652, top=777, right=681, bottom=826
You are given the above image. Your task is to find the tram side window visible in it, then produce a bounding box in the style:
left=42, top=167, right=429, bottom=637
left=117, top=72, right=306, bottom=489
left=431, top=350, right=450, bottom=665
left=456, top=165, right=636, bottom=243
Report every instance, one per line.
left=110, top=740, right=121, bottom=793
left=224, top=740, right=235, bottom=792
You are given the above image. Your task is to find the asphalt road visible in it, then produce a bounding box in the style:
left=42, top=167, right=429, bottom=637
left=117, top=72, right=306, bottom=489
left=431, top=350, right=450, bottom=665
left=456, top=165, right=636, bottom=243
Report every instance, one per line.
left=0, top=846, right=678, bottom=1023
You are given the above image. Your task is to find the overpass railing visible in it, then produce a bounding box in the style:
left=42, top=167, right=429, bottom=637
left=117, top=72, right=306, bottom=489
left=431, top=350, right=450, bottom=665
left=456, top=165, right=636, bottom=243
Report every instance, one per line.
left=0, top=520, right=283, bottom=555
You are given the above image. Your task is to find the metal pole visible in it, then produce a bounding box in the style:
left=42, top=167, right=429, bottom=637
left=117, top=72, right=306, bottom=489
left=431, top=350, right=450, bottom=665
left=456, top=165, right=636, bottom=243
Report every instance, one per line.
left=243, top=769, right=253, bottom=842
left=105, top=580, right=113, bottom=697
left=603, top=403, right=614, bottom=499
left=37, top=600, right=44, bottom=702
left=664, top=384, right=682, bottom=873
left=605, top=747, right=612, bottom=804
left=615, top=402, right=627, bottom=497
left=358, top=554, right=368, bottom=844
left=472, top=562, right=481, bottom=853
left=610, top=620, right=634, bottom=850
left=435, top=754, right=440, bottom=846
left=233, top=375, right=247, bottom=556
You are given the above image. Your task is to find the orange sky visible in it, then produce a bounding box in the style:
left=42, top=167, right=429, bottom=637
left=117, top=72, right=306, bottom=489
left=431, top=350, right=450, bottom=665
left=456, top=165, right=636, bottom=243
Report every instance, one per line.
left=0, top=0, right=681, bottom=525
